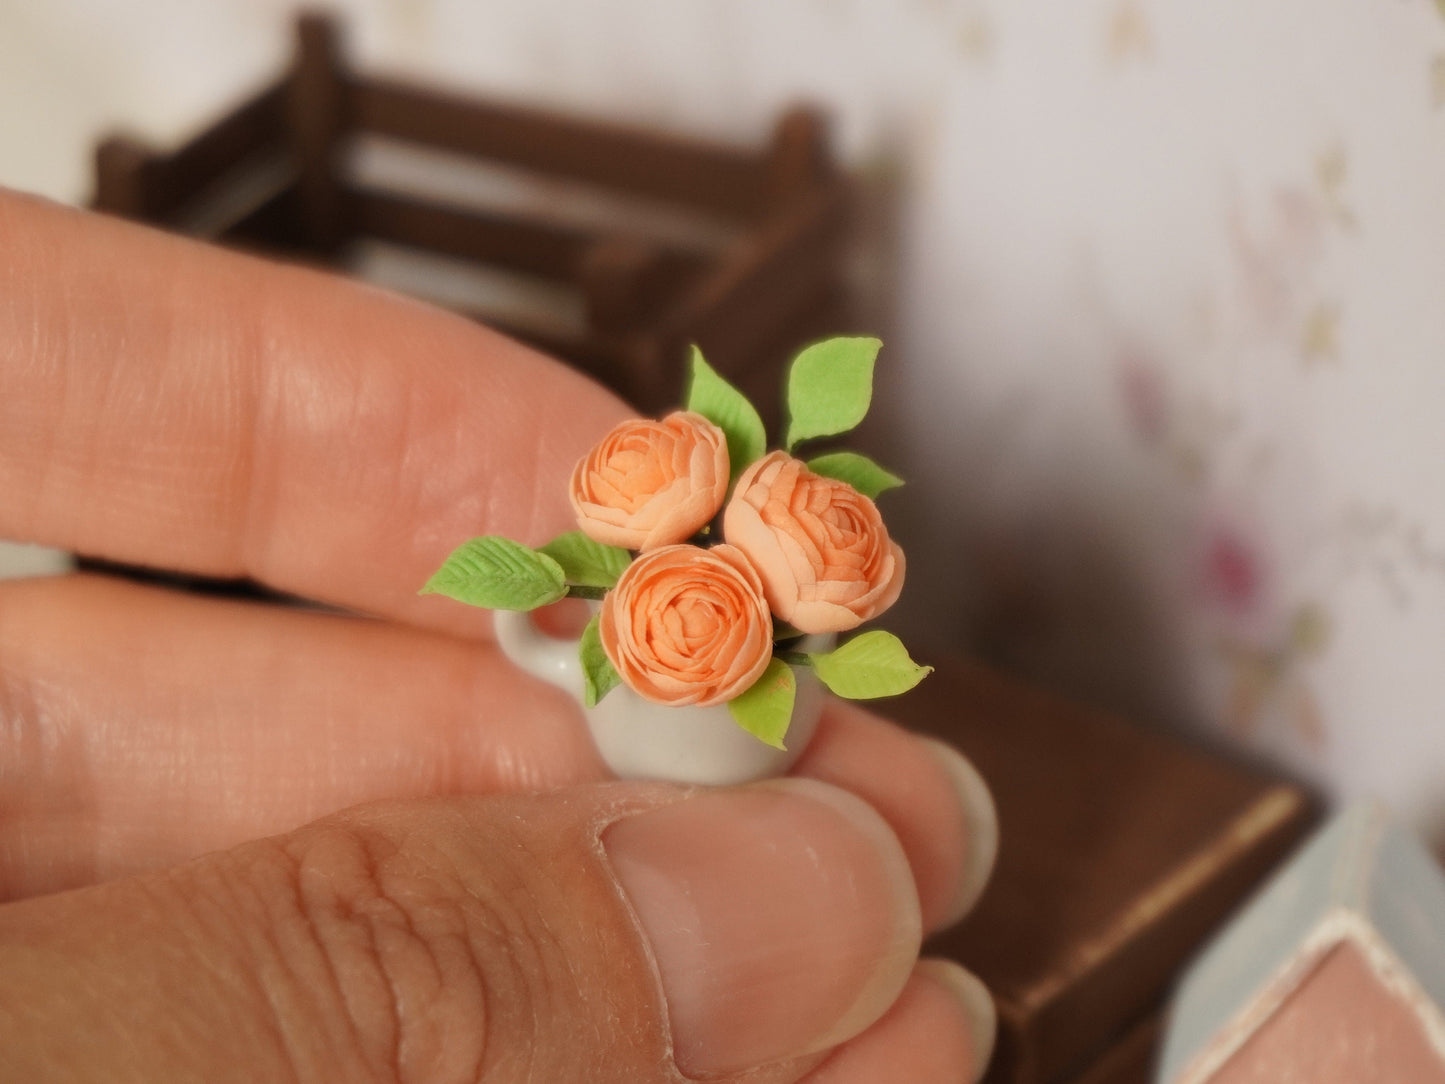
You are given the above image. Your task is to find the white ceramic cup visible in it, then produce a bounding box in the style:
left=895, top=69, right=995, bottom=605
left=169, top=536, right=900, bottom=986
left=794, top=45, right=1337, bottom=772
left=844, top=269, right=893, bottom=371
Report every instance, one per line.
left=493, top=608, right=830, bottom=786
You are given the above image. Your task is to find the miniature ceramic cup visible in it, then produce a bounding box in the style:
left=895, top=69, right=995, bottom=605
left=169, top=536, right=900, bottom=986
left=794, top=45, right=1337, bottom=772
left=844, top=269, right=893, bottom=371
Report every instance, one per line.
left=493, top=608, right=830, bottom=786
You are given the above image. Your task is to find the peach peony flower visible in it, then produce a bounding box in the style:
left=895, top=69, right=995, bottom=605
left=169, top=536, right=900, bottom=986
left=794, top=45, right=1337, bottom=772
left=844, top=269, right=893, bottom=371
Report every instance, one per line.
left=599, top=543, right=774, bottom=707
left=723, top=452, right=905, bottom=634
left=570, top=412, right=729, bottom=551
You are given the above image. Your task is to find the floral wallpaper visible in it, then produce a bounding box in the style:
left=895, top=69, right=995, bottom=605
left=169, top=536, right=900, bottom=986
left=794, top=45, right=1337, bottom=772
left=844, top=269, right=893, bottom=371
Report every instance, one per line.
left=5, top=0, right=1445, bottom=834
left=883, top=0, right=1445, bottom=838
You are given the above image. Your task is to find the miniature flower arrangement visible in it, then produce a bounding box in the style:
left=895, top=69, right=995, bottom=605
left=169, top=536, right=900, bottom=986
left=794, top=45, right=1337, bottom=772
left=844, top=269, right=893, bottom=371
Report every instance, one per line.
left=422, top=336, right=930, bottom=780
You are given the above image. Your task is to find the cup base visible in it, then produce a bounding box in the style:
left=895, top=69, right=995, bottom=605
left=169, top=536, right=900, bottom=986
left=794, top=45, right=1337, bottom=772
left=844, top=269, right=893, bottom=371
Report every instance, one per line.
left=587, top=672, right=824, bottom=786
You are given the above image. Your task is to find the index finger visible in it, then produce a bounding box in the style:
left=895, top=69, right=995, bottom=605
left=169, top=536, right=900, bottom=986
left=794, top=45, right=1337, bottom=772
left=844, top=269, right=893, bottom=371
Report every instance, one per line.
left=0, top=190, right=629, bottom=635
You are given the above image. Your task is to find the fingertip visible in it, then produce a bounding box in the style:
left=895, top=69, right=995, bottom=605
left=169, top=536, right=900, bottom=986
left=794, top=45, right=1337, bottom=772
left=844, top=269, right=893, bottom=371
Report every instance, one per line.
left=918, top=736, right=999, bottom=927
left=602, top=777, right=921, bottom=1076
left=915, top=958, right=997, bottom=1082
left=793, top=701, right=997, bottom=932
left=801, top=959, right=996, bottom=1083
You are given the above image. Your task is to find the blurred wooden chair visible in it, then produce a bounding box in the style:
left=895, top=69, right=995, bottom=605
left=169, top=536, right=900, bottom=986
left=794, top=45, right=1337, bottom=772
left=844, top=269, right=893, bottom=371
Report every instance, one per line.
left=92, top=12, right=852, bottom=430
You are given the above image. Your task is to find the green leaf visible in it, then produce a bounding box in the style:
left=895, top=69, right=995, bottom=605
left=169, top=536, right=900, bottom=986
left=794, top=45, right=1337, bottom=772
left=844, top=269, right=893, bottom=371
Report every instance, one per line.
left=686, top=345, right=767, bottom=481
left=727, top=658, right=796, bottom=749
left=419, top=536, right=567, bottom=611
left=805, top=451, right=904, bottom=499
left=539, top=530, right=632, bottom=588
left=784, top=336, right=882, bottom=451
left=579, top=614, right=621, bottom=708
left=809, top=630, right=932, bottom=700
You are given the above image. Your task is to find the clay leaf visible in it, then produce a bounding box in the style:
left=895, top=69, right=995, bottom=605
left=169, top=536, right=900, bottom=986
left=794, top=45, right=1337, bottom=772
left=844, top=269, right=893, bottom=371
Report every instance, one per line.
left=805, top=451, right=904, bottom=499
left=686, top=345, right=767, bottom=482
left=784, top=336, right=882, bottom=451
left=728, top=658, right=796, bottom=749
left=809, top=630, right=932, bottom=699
left=579, top=614, right=621, bottom=708
left=540, top=530, right=632, bottom=588
left=420, top=536, right=567, bottom=611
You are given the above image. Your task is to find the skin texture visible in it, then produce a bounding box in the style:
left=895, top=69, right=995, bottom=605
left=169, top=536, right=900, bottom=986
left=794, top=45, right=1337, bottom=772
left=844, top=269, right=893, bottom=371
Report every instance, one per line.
left=0, top=189, right=995, bottom=1082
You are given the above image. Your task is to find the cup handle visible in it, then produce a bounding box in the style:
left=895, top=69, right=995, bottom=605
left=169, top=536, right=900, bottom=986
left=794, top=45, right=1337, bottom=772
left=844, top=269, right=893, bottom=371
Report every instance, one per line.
left=492, top=609, right=584, bottom=700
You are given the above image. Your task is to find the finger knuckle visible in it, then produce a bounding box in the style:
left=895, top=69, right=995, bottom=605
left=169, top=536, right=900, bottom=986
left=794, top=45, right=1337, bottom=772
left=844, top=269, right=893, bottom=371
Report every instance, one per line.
left=263, top=813, right=559, bottom=1084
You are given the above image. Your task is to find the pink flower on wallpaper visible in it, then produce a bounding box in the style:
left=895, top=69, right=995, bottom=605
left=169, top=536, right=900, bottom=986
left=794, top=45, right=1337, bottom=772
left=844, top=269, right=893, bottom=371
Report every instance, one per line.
left=1227, top=186, right=1325, bottom=337
left=1199, top=520, right=1268, bottom=617
left=1116, top=347, right=1170, bottom=446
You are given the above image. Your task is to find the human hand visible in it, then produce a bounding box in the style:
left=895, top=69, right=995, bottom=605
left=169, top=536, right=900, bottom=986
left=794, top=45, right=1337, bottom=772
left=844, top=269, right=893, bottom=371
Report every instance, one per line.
left=0, top=190, right=998, bottom=1082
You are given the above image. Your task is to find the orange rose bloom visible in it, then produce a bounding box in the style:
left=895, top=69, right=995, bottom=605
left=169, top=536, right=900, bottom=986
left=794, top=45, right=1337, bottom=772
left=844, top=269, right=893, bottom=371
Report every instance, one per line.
left=722, top=451, right=905, bottom=634
left=599, top=544, right=774, bottom=707
left=570, top=412, right=729, bottom=551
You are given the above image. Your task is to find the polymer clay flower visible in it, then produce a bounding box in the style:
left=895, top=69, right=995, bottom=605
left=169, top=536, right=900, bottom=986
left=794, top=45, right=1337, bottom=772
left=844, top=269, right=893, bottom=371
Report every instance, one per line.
left=570, top=411, right=729, bottom=551
left=598, top=543, right=773, bottom=707
left=424, top=337, right=931, bottom=767
left=723, top=451, right=905, bottom=635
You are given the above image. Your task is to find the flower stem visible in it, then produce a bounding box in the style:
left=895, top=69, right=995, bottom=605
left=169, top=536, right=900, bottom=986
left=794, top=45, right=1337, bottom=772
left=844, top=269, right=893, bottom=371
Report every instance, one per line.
left=775, top=650, right=813, bottom=667
left=565, top=585, right=608, bottom=601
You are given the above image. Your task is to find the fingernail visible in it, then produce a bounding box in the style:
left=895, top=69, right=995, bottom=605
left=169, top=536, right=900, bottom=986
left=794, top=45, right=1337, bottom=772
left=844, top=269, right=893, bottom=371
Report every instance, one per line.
left=916, top=958, right=997, bottom=1082
left=603, top=778, right=922, bottom=1076
left=921, top=738, right=999, bottom=927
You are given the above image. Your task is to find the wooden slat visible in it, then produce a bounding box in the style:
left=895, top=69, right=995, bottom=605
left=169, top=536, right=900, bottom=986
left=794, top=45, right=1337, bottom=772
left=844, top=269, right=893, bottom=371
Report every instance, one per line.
left=668, top=184, right=848, bottom=365
left=349, top=187, right=710, bottom=300
left=93, top=86, right=286, bottom=223
left=477, top=316, right=635, bottom=394
left=1066, top=1013, right=1160, bottom=1084
left=351, top=77, right=771, bottom=219
left=764, top=106, right=836, bottom=213
left=580, top=236, right=675, bottom=335
left=157, top=82, right=286, bottom=218
left=286, top=13, right=349, bottom=250
left=219, top=185, right=307, bottom=253
left=349, top=187, right=595, bottom=278
left=897, top=657, right=1315, bottom=1084
left=726, top=282, right=852, bottom=439
left=93, top=136, right=159, bottom=218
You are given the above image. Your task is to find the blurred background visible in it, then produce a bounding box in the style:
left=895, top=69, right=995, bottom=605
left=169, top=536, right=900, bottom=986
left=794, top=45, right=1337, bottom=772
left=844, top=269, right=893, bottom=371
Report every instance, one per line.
left=4, top=0, right=1445, bottom=840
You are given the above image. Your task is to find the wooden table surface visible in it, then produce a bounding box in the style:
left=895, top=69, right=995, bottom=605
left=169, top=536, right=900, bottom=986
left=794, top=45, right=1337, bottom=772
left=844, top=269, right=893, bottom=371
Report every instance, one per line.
left=889, top=655, right=1315, bottom=1084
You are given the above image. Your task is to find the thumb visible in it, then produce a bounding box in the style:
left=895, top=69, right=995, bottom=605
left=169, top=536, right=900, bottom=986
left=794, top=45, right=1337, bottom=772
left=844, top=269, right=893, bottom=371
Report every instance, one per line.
left=0, top=779, right=923, bottom=1082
